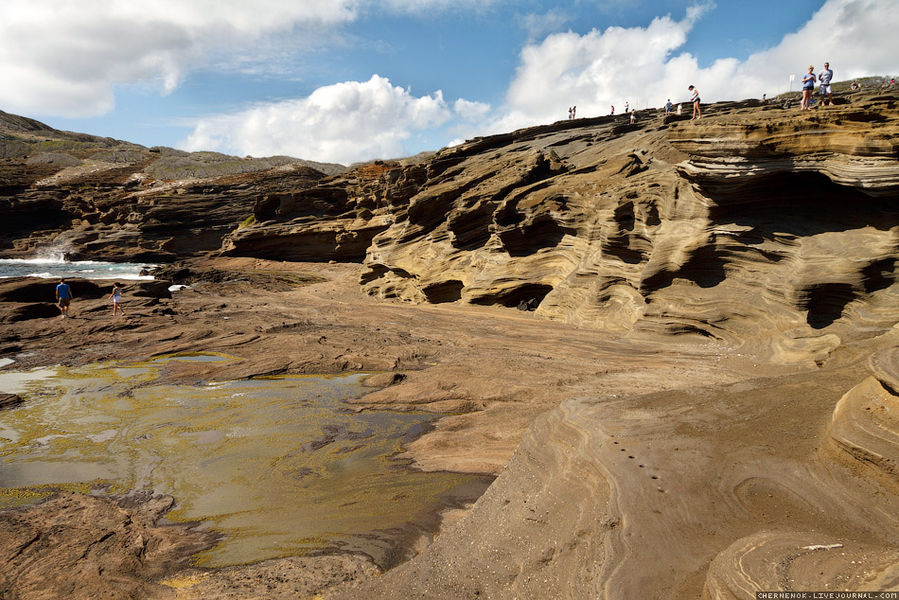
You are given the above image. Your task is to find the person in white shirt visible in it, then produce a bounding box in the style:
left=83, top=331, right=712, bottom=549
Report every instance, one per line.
left=688, top=86, right=701, bottom=119
left=819, top=61, right=834, bottom=106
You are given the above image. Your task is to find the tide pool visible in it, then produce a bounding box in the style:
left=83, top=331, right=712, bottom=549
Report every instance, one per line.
left=0, top=356, right=489, bottom=567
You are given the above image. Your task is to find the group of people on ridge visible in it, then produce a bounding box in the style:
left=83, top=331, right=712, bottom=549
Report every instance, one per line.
left=572, top=60, right=842, bottom=124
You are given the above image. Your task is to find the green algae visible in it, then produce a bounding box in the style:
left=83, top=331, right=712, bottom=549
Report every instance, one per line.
left=0, top=358, right=489, bottom=568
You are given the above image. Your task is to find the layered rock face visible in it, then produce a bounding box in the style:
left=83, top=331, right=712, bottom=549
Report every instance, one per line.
left=221, top=92, right=899, bottom=362
left=5, top=95, right=896, bottom=362
left=355, top=95, right=898, bottom=362
left=0, top=110, right=340, bottom=261
left=221, top=161, right=428, bottom=262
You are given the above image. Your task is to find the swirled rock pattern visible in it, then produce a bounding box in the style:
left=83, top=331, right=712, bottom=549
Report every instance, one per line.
left=826, top=346, right=899, bottom=482
left=0, top=492, right=216, bottom=600
left=354, top=93, right=899, bottom=363
left=703, top=533, right=899, bottom=599
left=334, top=340, right=899, bottom=599
left=212, top=91, right=899, bottom=364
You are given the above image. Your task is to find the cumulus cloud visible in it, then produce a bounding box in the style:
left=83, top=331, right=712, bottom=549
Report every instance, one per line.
left=0, top=0, right=360, bottom=117
left=492, top=0, right=898, bottom=131
left=181, top=75, right=451, bottom=164
left=454, top=99, right=491, bottom=121
left=0, top=0, right=496, bottom=119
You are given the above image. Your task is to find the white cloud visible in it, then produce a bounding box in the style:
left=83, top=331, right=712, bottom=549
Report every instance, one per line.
left=0, top=0, right=360, bottom=117
left=181, top=75, right=451, bottom=164
left=454, top=99, right=491, bottom=121
left=0, top=0, right=509, bottom=119
left=377, top=0, right=502, bottom=14
left=489, top=0, right=898, bottom=132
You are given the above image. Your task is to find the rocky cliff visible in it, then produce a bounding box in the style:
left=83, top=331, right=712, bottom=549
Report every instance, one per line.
left=0, top=110, right=342, bottom=261
left=224, top=90, right=899, bottom=364
left=6, top=92, right=896, bottom=364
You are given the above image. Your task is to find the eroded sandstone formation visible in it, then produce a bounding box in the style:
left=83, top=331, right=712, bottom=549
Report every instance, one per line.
left=221, top=91, right=899, bottom=366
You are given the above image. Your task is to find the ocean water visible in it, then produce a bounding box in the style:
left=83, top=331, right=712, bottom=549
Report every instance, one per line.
left=0, top=257, right=154, bottom=280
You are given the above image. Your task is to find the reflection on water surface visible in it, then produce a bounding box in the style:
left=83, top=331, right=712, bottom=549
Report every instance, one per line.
left=0, top=356, right=488, bottom=567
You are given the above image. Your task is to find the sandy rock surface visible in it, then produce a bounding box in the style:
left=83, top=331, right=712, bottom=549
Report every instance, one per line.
left=1, top=258, right=897, bottom=598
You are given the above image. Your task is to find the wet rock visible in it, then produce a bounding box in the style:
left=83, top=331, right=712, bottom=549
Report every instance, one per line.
left=363, top=372, right=407, bottom=387
left=0, top=492, right=217, bottom=600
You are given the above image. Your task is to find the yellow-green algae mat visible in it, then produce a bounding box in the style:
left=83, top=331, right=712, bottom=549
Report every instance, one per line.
left=0, top=354, right=489, bottom=567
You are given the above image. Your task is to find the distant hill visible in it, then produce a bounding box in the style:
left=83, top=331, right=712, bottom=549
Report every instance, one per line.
left=0, top=109, right=346, bottom=178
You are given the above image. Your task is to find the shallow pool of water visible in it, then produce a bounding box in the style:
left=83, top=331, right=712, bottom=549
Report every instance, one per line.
left=0, top=358, right=489, bottom=567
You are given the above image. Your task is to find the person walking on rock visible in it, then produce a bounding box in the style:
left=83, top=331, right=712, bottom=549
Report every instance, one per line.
left=665, top=99, right=672, bottom=114
left=819, top=61, right=834, bottom=106
left=109, top=282, right=126, bottom=317
left=801, top=65, right=816, bottom=110
left=688, top=85, right=701, bottom=119
left=55, top=278, right=73, bottom=319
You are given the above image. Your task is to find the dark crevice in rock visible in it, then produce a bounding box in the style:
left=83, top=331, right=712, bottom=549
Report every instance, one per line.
left=422, top=280, right=464, bottom=303
left=360, top=263, right=416, bottom=285
left=640, top=245, right=727, bottom=296
left=614, top=201, right=636, bottom=232
left=470, top=284, right=553, bottom=309
left=603, top=233, right=645, bottom=264
left=448, top=201, right=496, bottom=251
left=704, top=172, right=898, bottom=235
left=667, top=323, right=720, bottom=338
left=802, top=283, right=857, bottom=329
left=862, top=257, right=896, bottom=294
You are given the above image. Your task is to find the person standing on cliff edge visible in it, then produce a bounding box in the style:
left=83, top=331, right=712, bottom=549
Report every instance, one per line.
left=819, top=61, right=834, bottom=106
left=688, top=85, right=701, bottom=119
left=55, top=278, right=73, bottom=319
left=801, top=65, right=816, bottom=110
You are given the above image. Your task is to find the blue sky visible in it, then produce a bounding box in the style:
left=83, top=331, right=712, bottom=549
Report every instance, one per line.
left=1, top=0, right=896, bottom=164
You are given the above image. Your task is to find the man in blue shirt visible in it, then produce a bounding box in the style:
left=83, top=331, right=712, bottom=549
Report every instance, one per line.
left=55, top=278, right=73, bottom=318
left=819, top=61, right=834, bottom=106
